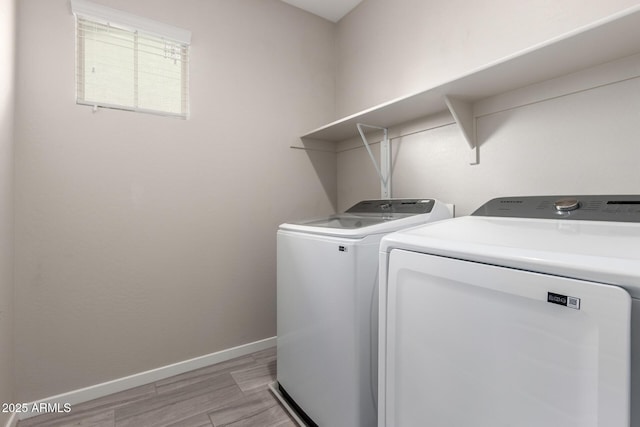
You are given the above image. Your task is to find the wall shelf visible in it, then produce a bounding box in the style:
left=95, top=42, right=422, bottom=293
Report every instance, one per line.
left=300, top=4, right=640, bottom=164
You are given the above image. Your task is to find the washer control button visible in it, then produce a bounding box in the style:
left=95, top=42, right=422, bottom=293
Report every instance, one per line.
left=554, top=198, right=580, bottom=212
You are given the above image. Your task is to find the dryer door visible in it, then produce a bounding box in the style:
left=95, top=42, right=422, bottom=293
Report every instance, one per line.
left=383, top=249, right=631, bottom=427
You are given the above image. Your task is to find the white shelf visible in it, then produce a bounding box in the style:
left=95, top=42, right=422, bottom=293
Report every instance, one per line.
left=301, top=4, right=640, bottom=148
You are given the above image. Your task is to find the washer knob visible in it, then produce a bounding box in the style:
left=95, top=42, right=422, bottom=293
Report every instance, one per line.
left=554, top=198, right=580, bottom=212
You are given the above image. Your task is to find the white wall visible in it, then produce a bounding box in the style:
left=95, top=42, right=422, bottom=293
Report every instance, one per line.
left=0, top=0, right=16, bottom=423
left=335, top=0, right=640, bottom=215
left=14, top=0, right=336, bottom=401
left=336, top=0, right=640, bottom=117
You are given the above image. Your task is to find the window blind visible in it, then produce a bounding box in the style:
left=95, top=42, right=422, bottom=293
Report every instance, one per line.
left=71, top=0, right=191, bottom=118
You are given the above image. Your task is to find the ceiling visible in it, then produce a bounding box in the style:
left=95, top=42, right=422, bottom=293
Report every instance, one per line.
left=280, top=0, right=363, bottom=23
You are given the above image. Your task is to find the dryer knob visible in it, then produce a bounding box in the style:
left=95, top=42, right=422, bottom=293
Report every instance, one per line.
left=554, top=198, right=580, bottom=212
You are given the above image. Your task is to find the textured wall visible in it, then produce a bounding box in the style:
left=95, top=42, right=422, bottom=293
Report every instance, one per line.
left=14, top=0, right=336, bottom=401
left=0, top=0, right=16, bottom=423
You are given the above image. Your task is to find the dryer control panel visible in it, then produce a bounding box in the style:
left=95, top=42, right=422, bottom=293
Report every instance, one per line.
left=472, top=195, right=640, bottom=222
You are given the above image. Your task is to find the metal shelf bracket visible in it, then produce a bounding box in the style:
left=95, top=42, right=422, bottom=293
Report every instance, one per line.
left=444, top=95, right=479, bottom=165
left=357, top=123, right=391, bottom=198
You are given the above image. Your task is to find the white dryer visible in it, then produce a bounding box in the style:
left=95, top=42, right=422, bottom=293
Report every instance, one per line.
left=276, top=199, right=452, bottom=427
left=378, top=195, right=640, bottom=427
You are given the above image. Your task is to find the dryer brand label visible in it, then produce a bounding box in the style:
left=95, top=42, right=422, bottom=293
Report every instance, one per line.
left=547, top=292, right=581, bottom=310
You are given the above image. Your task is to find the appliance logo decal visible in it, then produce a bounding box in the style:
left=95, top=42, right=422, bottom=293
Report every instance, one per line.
left=547, top=292, right=581, bottom=310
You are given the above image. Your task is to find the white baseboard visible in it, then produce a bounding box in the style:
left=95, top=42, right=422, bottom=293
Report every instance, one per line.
left=17, top=336, right=276, bottom=421
left=3, top=411, right=18, bottom=427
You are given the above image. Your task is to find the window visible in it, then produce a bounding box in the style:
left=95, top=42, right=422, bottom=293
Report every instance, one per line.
left=71, top=0, right=191, bottom=118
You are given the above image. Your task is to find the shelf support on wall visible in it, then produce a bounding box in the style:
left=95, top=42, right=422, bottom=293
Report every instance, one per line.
left=444, top=96, right=479, bottom=165
left=357, top=123, right=391, bottom=199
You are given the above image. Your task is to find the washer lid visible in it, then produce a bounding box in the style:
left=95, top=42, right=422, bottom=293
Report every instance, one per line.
left=280, top=199, right=450, bottom=238
left=292, top=212, right=411, bottom=230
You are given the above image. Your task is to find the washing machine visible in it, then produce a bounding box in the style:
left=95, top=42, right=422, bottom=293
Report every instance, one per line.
left=378, top=195, right=640, bottom=427
left=275, top=199, right=452, bottom=427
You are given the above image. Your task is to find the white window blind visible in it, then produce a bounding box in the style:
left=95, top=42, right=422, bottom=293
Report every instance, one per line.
left=71, top=0, right=191, bottom=118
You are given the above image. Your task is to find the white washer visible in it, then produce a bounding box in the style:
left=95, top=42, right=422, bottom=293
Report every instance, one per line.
left=379, top=195, right=640, bottom=427
left=276, top=199, right=452, bottom=427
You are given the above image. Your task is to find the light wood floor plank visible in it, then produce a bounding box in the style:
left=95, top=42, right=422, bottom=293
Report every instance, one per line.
left=207, top=389, right=278, bottom=426
left=18, top=385, right=156, bottom=427
left=115, top=385, right=244, bottom=427
left=18, top=347, right=297, bottom=427
left=155, top=371, right=240, bottom=398
left=249, top=347, right=277, bottom=365
left=114, top=374, right=236, bottom=421
left=52, top=410, right=115, bottom=427
left=155, top=356, right=256, bottom=394
left=230, top=360, right=276, bottom=393
left=164, top=412, right=212, bottom=427
left=220, top=404, right=296, bottom=427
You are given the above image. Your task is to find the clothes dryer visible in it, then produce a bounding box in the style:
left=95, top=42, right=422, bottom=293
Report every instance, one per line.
left=276, top=199, right=452, bottom=427
left=379, top=195, right=640, bottom=427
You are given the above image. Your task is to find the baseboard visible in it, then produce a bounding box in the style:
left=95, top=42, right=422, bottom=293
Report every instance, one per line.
left=3, top=411, right=18, bottom=427
left=18, top=336, right=276, bottom=421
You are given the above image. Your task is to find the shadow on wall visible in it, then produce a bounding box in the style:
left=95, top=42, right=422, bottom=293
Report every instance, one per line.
left=300, top=138, right=338, bottom=212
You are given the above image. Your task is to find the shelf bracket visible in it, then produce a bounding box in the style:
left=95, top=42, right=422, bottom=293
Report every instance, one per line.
left=357, top=123, right=391, bottom=199
left=444, top=95, right=478, bottom=165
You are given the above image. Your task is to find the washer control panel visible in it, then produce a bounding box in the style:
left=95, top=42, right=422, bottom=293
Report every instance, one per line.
left=472, top=195, right=640, bottom=222
left=345, top=199, right=435, bottom=215
left=553, top=198, right=580, bottom=212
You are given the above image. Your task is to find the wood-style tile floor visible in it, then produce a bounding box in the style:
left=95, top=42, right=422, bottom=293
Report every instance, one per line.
left=17, top=347, right=298, bottom=427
